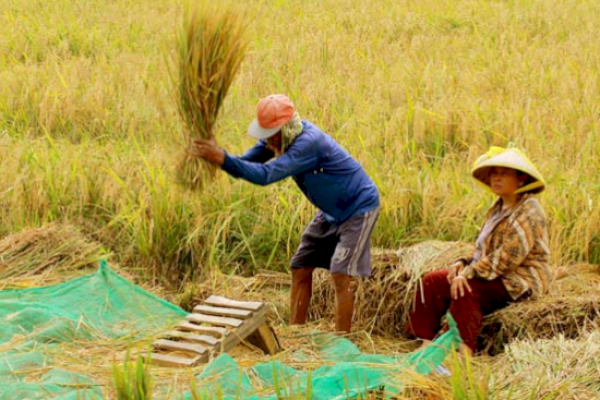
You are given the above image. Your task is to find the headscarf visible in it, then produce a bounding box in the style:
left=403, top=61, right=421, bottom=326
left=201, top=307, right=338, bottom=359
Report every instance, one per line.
left=275, top=112, right=303, bottom=156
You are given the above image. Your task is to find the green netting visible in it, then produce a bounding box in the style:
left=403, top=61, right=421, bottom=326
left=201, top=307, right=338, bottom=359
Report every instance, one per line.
left=0, top=259, right=186, bottom=400
left=0, top=259, right=463, bottom=400
left=0, top=368, right=101, bottom=400
left=185, top=317, right=463, bottom=400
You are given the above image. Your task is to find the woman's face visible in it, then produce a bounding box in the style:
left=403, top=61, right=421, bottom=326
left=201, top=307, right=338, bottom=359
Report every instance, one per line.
left=489, top=167, right=524, bottom=196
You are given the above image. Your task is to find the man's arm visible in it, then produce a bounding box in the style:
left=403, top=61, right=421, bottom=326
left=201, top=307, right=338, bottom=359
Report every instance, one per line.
left=221, top=138, right=319, bottom=186
left=239, top=141, right=275, bottom=163
left=191, top=138, right=274, bottom=165
left=191, top=135, right=319, bottom=186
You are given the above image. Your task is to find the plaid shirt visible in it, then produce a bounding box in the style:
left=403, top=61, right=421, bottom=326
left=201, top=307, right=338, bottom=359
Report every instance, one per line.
left=458, top=194, right=551, bottom=300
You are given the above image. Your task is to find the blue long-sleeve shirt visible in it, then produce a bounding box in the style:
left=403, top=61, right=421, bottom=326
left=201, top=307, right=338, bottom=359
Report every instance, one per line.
left=221, top=121, right=379, bottom=225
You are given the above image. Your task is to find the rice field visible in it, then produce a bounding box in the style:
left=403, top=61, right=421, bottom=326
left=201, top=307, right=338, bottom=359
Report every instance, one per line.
left=1, top=0, right=599, bottom=283
left=2, top=0, right=600, bottom=398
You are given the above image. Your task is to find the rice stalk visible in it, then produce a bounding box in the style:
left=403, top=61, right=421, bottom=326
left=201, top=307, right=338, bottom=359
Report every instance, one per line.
left=175, top=1, right=249, bottom=190
left=479, top=264, right=600, bottom=355
left=0, top=223, right=106, bottom=282
left=112, top=349, right=154, bottom=400
left=308, top=241, right=475, bottom=337
left=492, top=331, right=600, bottom=399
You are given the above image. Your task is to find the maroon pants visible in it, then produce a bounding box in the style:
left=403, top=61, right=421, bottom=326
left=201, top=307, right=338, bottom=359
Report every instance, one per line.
left=409, top=269, right=513, bottom=352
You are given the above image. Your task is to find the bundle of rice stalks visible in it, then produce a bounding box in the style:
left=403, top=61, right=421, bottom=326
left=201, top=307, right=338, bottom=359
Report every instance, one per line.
left=480, top=263, right=600, bottom=355
left=175, top=1, right=249, bottom=190
left=308, top=241, right=475, bottom=336
left=492, top=331, right=600, bottom=399
left=0, top=223, right=106, bottom=287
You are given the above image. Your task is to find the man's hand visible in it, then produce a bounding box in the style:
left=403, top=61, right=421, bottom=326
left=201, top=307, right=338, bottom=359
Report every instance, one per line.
left=191, top=137, right=225, bottom=166
left=450, top=276, right=472, bottom=300
left=447, top=261, right=464, bottom=283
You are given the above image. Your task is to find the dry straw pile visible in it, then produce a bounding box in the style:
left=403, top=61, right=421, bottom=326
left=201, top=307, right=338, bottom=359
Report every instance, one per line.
left=176, top=1, right=249, bottom=190
left=308, top=241, right=600, bottom=354
left=0, top=223, right=105, bottom=287
left=492, top=331, right=600, bottom=398
left=308, top=241, right=475, bottom=337
left=480, top=263, right=600, bottom=355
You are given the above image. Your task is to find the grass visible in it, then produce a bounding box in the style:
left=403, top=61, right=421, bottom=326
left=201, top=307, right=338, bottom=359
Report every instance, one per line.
left=113, top=349, right=153, bottom=400
left=1, top=1, right=600, bottom=395
left=2, top=0, right=599, bottom=285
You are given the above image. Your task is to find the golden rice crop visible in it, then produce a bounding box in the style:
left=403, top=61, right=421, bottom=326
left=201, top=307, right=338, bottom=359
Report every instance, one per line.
left=176, top=1, right=249, bottom=190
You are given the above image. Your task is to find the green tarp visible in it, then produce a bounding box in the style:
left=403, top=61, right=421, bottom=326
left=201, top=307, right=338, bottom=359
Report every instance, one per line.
left=0, top=260, right=462, bottom=399
left=185, top=322, right=462, bottom=400
left=0, top=260, right=186, bottom=400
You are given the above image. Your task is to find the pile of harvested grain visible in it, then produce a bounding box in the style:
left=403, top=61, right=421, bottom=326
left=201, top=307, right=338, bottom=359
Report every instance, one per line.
left=480, top=263, right=600, bottom=354
left=308, top=241, right=475, bottom=336
left=0, top=223, right=106, bottom=288
left=491, top=331, right=600, bottom=399
left=175, top=1, right=249, bottom=190
left=307, top=240, right=600, bottom=354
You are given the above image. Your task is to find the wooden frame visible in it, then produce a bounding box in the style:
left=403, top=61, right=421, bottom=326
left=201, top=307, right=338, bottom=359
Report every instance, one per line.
left=143, top=295, right=280, bottom=367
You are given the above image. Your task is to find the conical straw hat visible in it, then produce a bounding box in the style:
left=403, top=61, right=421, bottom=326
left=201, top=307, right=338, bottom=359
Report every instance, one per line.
left=472, top=147, right=546, bottom=194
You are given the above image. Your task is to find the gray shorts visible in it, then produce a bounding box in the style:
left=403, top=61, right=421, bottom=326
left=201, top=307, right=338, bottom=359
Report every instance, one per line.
left=290, top=207, right=380, bottom=277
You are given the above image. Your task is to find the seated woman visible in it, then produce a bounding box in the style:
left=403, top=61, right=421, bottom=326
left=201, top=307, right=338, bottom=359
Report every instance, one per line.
left=409, top=147, right=551, bottom=356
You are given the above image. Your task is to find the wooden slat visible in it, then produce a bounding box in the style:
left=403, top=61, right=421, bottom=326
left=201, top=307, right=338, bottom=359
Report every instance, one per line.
left=219, top=306, right=269, bottom=353
left=143, top=353, right=203, bottom=367
left=244, top=323, right=281, bottom=355
left=176, top=322, right=227, bottom=337
left=204, top=295, right=263, bottom=311
left=193, top=304, right=253, bottom=319
left=153, top=339, right=207, bottom=355
left=186, top=313, right=243, bottom=328
left=145, top=297, right=280, bottom=369
left=165, top=330, right=220, bottom=346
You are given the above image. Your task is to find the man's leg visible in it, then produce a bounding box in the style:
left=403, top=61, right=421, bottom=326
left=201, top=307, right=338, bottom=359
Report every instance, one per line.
left=290, top=267, right=315, bottom=325
left=331, top=273, right=353, bottom=333
left=330, top=207, right=380, bottom=333
left=289, top=212, right=337, bottom=326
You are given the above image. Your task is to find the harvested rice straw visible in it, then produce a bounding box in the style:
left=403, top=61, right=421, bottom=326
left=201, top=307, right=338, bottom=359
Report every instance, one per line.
left=479, top=264, right=600, bottom=354
left=492, top=331, right=600, bottom=398
left=308, top=241, right=475, bottom=336
left=0, top=223, right=106, bottom=283
left=176, top=1, right=249, bottom=190
left=309, top=241, right=600, bottom=354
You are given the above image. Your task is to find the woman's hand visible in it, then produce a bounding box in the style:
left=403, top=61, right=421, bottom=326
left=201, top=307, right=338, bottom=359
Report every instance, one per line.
left=191, top=137, right=225, bottom=166
left=447, top=261, right=464, bottom=283
left=450, top=276, right=472, bottom=300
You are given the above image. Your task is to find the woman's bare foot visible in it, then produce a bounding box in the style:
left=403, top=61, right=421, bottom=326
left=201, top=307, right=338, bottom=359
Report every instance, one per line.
left=458, top=343, right=473, bottom=359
